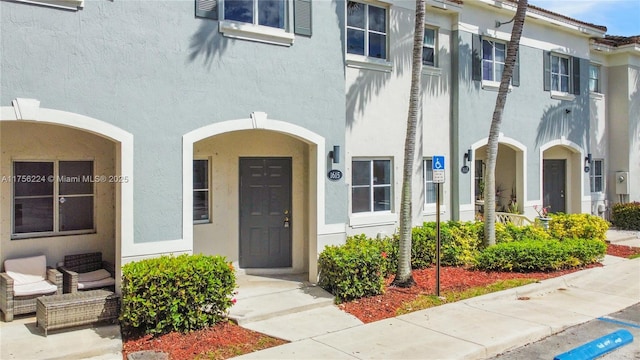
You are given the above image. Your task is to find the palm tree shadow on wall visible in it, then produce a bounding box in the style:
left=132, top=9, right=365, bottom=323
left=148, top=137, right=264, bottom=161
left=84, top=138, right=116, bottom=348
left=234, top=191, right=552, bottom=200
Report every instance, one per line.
left=535, top=90, right=590, bottom=150
left=342, top=4, right=455, bottom=130
left=187, top=18, right=231, bottom=69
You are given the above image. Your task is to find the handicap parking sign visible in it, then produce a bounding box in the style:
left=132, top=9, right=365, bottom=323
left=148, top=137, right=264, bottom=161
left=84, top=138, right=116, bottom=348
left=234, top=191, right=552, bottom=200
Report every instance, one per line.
left=432, top=156, right=445, bottom=183
left=432, top=156, right=445, bottom=170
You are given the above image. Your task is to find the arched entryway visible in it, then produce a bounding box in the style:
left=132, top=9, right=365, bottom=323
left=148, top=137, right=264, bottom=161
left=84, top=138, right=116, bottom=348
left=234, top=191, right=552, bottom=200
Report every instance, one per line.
left=183, top=113, right=325, bottom=282
left=540, top=140, right=586, bottom=215
left=1, top=99, right=133, bottom=293
left=471, top=137, right=527, bottom=217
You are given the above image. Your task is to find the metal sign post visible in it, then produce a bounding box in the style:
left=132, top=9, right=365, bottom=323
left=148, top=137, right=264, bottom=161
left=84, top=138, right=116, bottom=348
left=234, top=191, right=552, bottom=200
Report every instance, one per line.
left=432, top=156, right=445, bottom=297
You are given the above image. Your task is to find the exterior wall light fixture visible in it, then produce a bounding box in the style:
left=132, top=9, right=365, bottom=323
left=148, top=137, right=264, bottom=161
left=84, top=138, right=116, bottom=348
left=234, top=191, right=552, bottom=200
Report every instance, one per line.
left=584, top=153, right=592, bottom=173
left=461, top=149, right=472, bottom=174
left=329, top=145, right=340, bottom=164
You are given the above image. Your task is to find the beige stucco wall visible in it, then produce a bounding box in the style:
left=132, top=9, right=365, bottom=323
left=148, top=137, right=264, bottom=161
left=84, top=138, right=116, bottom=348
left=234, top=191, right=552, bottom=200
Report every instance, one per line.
left=193, top=130, right=309, bottom=273
left=0, top=122, right=115, bottom=268
left=345, top=4, right=453, bottom=238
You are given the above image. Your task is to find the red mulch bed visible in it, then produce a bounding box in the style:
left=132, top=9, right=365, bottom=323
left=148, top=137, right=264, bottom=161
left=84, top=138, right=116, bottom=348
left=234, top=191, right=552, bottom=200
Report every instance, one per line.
left=606, top=243, right=640, bottom=258
left=122, top=321, right=287, bottom=360
left=122, top=242, right=638, bottom=359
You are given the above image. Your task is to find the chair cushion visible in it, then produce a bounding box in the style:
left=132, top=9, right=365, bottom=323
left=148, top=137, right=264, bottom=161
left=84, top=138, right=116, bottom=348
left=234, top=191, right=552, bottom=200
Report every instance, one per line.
left=14, top=280, right=57, bottom=297
left=78, top=276, right=115, bottom=290
left=4, top=255, right=47, bottom=286
left=77, top=269, right=112, bottom=283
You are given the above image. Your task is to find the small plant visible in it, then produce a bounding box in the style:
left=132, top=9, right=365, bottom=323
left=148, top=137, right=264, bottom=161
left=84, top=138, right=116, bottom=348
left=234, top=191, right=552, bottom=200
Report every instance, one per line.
left=534, top=204, right=551, bottom=218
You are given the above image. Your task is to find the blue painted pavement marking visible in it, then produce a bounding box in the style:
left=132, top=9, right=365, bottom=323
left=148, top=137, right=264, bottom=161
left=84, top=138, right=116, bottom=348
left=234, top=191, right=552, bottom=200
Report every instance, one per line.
left=597, top=317, right=640, bottom=329
left=553, top=329, right=634, bottom=360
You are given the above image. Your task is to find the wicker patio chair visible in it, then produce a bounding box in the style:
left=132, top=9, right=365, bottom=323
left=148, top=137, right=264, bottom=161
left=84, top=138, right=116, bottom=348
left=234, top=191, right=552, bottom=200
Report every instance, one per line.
left=0, top=255, right=62, bottom=322
left=58, top=252, right=116, bottom=294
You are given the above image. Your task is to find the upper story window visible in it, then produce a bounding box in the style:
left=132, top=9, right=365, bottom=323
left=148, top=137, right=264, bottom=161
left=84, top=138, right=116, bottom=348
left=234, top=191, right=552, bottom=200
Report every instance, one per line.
left=471, top=35, right=519, bottom=87
left=423, top=28, right=437, bottom=67
left=543, top=51, right=582, bottom=98
left=346, top=1, right=387, bottom=60
left=482, top=39, right=505, bottom=82
left=590, top=159, right=604, bottom=193
left=13, top=160, right=94, bottom=239
left=589, top=64, right=601, bottom=93
left=195, top=0, right=312, bottom=46
left=193, top=159, right=210, bottom=223
left=225, top=0, right=285, bottom=29
left=352, top=159, right=392, bottom=213
left=551, top=54, right=570, bottom=92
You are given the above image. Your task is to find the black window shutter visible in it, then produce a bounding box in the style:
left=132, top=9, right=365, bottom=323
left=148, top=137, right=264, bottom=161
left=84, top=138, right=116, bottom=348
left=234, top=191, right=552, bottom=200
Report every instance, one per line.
left=472, top=34, right=481, bottom=81
left=512, top=45, right=520, bottom=87
left=294, top=0, right=312, bottom=36
left=196, top=0, right=218, bottom=20
left=543, top=51, right=551, bottom=91
left=572, top=57, right=581, bottom=95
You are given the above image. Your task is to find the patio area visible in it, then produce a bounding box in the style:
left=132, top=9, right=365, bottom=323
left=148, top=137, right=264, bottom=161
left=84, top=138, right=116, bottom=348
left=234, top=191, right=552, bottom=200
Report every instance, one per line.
left=0, top=314, right=122, bottom=360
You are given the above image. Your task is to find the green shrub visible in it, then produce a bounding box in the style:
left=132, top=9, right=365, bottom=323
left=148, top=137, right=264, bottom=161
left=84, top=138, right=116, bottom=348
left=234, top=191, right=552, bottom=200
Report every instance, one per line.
left=548, top=213, right=609, bottom=241
left=475, top=238, right=605, bottom=272
left=411, top=221, right=482, bottom=267
left=120, top=254, right=236, bottom=336
left=611, top=202, right=640, bottom=230
left=345, top=234, right=398, bottom=277
left=318, top=241, right=385, bottom=303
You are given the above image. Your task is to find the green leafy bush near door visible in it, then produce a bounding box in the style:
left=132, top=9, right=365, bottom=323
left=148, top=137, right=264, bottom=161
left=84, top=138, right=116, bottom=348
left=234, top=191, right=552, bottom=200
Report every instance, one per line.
left=120, top=254, right=236, bottom=336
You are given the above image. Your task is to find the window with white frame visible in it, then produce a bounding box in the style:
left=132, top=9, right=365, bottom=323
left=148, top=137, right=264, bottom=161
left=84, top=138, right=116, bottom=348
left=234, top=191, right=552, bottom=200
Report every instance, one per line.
left=196, top=0, right=312, bottom=44
left=551, top=54, right=570, bottom=93
left=423, top=28, right=437, bottom=67
left=224, top=0, right=286, bottom=29
left=589, top=64, right=600, bottom=93
left=13, top=161, right=94, bottom=238
left=474, top=160, right=484, bottom=200
left=423, top=159, right=437, bottom=205
left=590, top=159, right=604, bottom=193
left=482, top=39, right=506, bottom=81
left=193, top=159, right=210, bottom=222
left=346, top=1, right=387, bottom=59
left=352, top=159, right=392, bottom=213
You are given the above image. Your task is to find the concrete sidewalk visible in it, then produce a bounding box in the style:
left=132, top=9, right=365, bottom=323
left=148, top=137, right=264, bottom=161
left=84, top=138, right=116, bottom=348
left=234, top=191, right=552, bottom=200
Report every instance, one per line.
left=233, top=256, right=640, bottom=360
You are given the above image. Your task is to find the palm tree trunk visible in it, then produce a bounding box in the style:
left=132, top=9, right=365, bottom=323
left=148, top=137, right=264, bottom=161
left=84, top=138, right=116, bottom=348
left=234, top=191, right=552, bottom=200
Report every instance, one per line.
left=484, top=0, right=528, bottom=246
left=392, top=0, right=425, bottom=287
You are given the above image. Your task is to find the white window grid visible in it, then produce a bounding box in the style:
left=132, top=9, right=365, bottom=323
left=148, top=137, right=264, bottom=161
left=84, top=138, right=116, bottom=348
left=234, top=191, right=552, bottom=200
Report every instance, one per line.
left=193, top=159, right=210, bottom=223
left=12, top=160, right=95, bottom=239
left=221, top=0, right=288, bottom=29
left=590, top=159, right=604, bottom=193
left=423, top=27, right=437, bottom=67
left=551, top=54, right=570, bottom=93
left=423, top=159, right=437, bottom=205
left=482, top=39, right=506, bottom=82
left=589, top=64, right=600, bottom=93
left=346, top=1, right=388, bottom=59
left=352, top=159, right=392, bottom=213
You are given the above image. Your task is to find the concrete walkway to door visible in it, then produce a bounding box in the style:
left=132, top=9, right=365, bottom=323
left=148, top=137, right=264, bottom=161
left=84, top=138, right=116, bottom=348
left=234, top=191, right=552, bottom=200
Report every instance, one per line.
left=228, top=274, right=364, bottom=341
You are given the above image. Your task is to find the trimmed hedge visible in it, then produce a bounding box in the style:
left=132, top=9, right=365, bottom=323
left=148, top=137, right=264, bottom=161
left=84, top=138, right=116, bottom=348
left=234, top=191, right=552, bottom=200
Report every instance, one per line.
left=120, top=254, right=236, bottom=336
left=611, top=202, right=640, bottom=230
left=475, top=238, right=606, bottom=272
left=318, top=239, right=386, bottom=303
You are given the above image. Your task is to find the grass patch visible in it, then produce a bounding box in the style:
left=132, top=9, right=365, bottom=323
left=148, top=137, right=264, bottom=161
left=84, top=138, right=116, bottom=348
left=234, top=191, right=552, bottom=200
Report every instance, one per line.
left=396, top=278, right=538, bottom=315
left=629, top=253, right=640, bottom=260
